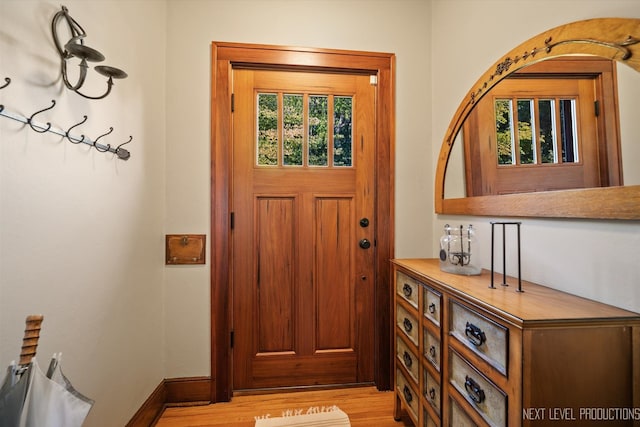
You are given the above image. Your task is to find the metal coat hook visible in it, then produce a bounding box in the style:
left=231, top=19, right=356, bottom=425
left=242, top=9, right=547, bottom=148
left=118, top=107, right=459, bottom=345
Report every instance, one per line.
left=28, top=100, right=56, bottom=133
left=115, top=136, right=132, bottom=160
left=66, top=115, right=88, bottom=144
left=1, top=78, right=11, bottom=114
left=116, top=135, right=132, bottom=150
left=93, top=127, right=113, bottom=152
left=0, top=81, right=132, bottom=160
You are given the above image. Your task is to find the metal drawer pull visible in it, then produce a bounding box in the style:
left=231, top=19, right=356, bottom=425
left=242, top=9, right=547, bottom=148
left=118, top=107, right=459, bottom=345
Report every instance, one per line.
left=403, top=318, right=413, bottom=333
left=402, top=283, right=412, bottom=298
left=428, top=302, right=436, bottom=314
left=428, top=387, right=436, bottom=400
left=403, top=385, right=413, bottom=403
left=465, top=322, right=486, bottom=346
left=429, top=345, right=437, bottom=358
left=464, top=375, right=486, bottom=404
left=402, top=351, right=413, bottom=368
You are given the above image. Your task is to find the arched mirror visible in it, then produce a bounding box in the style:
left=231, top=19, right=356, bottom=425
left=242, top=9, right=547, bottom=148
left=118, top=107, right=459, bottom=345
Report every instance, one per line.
left=435, top=18, right=640, bottom=220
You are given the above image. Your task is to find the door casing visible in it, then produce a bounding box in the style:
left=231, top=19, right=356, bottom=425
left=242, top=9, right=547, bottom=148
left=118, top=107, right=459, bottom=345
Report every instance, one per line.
left=210, top=42, right=395, bottom=402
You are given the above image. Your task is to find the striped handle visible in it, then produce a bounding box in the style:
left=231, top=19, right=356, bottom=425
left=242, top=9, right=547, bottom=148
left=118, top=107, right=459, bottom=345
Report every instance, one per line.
left=19, top=315, right=44, bottom=365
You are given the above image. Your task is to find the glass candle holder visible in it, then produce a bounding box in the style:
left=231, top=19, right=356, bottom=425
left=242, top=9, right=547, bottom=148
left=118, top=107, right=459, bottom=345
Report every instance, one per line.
left=439, top=224, right=481, bottom=275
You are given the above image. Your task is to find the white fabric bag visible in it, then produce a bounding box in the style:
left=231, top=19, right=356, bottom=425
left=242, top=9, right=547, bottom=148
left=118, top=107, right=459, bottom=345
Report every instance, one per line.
left=18, top=357, right=93, bottom=427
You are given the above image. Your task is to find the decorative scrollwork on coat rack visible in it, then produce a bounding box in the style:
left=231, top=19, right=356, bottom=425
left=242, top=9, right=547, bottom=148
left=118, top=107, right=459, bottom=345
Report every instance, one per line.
left=0, top=77, right=132, bottom=160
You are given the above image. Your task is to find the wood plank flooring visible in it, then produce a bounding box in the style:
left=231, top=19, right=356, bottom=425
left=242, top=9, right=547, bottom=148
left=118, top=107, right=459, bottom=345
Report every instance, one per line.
left=155, top=386, right=414, bottom=427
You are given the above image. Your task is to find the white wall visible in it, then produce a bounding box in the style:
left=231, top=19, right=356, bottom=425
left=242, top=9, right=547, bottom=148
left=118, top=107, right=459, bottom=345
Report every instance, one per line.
left=0, top=1, right=167, bottom=426
left=164, top=0, right=640, bottom=388
left=1, top=0, right=639, bottom=425
left=431, top=0, right=640, bottom=312
left=163, top=0, right=433, bottom=377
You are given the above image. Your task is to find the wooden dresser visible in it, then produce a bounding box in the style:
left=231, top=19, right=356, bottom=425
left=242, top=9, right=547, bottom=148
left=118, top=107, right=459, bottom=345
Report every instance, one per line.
left=391, top=258, right=640, bottom=427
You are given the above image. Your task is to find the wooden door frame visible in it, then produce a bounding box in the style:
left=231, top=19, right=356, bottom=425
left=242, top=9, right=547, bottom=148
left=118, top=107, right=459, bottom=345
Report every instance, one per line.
left=210, top=42, right=395, bottom=403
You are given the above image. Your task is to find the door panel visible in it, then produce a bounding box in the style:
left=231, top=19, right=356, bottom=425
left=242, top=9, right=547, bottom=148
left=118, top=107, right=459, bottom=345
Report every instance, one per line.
left=315, top=196, right=354, bottom=351
left=232, top=69, right=375, bottom=390
left=256, top=196, right=296, bottom=353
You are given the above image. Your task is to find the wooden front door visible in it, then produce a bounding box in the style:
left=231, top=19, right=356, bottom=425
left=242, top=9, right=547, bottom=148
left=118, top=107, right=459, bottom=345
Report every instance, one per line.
left=231, top=69, right=376, bottom=390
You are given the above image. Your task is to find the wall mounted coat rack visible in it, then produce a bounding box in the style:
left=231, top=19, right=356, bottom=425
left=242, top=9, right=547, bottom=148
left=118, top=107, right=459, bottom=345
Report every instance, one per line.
left=0, top=77, right=132, bottom=160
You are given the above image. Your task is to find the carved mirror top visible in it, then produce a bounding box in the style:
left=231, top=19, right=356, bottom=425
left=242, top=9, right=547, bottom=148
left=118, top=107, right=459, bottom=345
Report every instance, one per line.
left=435, top=18, right=640, bottom=220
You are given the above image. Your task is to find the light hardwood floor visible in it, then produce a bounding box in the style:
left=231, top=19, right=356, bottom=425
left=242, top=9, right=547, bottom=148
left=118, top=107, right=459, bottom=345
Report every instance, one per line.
left=155, top=386, right=414, bottom=427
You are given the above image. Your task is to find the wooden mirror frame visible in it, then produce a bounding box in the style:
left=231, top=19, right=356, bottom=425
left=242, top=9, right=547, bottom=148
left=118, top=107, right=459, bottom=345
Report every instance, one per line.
left=435, top=18, right=640, bottom=220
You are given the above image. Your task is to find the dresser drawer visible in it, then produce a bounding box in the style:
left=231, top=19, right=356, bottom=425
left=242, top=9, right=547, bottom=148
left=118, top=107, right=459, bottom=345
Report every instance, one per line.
left=450, top=397, right=477, bottom=427
left=396, top=368, right=419, bottom=421
left=396, top=271, right=419, bottom=309
left=423, top=367, right=441, bottom=416
left=450, top=301, right=508, bottom=374
left=450, top=350, right=507, bottom=427
left=423, top=286, right=442, bottom=327
left=397, top=336, right=419, bottom=384
left=397, top=304, right=419, bottom=346
left=423, top=408, right=438, bottom=427
left=423, top=328, right=441, bottom=370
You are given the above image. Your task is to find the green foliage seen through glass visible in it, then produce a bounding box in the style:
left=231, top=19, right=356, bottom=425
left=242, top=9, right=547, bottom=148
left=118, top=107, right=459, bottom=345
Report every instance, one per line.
left=257, top=93, right=354, bottom=167
left=334, top=96, right=353, bottom=166
left=309, top=96, right=328, bottom=166
left=283, top=94, right=304, bottom=165
left=495, top=99, right=514, bottom=165
left=258, top=93, right=278, bottom=165
left=538, top=99, right=556, bottom=163
left=517, top=99, right=534, bottom=164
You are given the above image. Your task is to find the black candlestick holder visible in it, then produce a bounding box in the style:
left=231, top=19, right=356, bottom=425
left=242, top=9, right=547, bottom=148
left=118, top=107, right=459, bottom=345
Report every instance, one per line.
left=490, top=221, right=523, bottom=292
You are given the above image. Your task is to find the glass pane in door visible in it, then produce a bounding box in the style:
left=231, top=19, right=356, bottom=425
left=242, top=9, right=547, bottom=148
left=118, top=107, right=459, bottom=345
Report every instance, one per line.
left=257, top=93, right=278, bottom=166
left=334, top=96, right=353, bottom=167
left=538, top=99, right=556, bottom=164
left=495, top=99, right=514, bottom=165
left=517, top=99, right=535, bottom=164
left=283, top=94, right=303, bottom=166
left=309, top=95, right=328, bottom=166
left=559, top=99, right=578, bottom=163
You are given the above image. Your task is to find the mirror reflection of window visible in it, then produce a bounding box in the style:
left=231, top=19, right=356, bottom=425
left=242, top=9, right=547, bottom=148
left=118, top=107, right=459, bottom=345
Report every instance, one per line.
left=459, top=57, right=620, bottom=196
left=494, top=97, right=580, bottom=167
left=517, top=99, right=535, bottom=164
left=539, top=99, right=556, bottom=163
left=559, top=99, right=578, bottom=163
left=495, top=99, right=514, bottom=165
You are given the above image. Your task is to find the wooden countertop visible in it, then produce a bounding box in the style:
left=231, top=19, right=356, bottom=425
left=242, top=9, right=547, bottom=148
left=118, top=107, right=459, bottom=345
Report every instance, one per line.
left=392, top=258, right=640, bottom=328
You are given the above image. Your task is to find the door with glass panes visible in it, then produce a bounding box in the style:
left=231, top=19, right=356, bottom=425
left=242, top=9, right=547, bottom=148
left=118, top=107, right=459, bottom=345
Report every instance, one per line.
left=463, top=77, right=600, bottom=196
left=231, top=69, right=376, bottom=390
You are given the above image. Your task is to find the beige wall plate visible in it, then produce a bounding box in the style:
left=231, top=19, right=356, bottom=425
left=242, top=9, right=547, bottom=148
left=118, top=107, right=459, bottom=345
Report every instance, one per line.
left=165, top=234, right=206, bottom=264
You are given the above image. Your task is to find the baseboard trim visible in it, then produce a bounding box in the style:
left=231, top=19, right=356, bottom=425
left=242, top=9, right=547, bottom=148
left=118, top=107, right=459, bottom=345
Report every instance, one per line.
left=125, top=380, right=166, bottom=427
left=165, top=376, right=212, bottom=406
left=126, top=376, right=212, bottom=426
